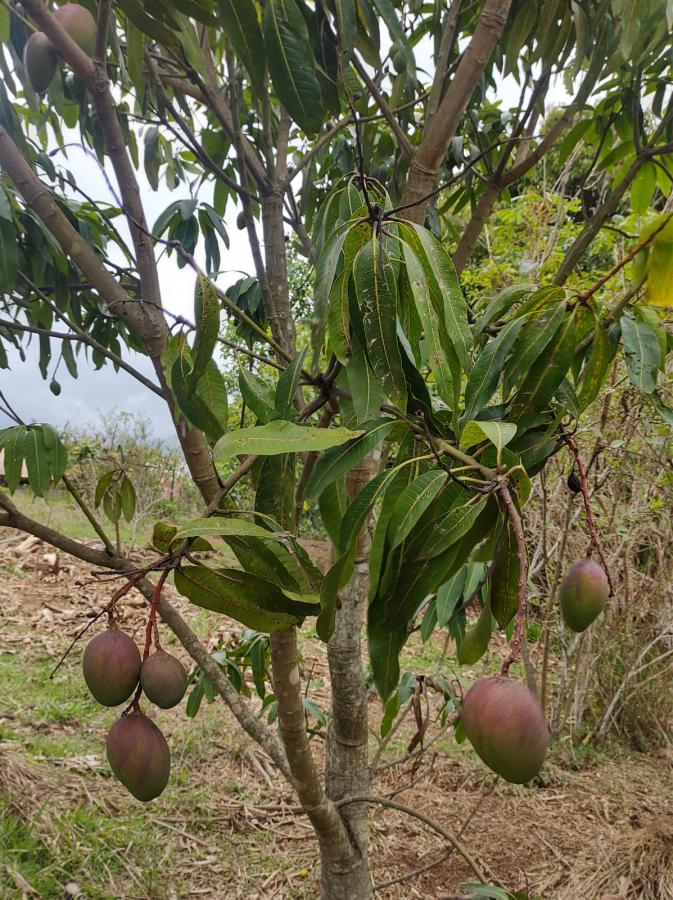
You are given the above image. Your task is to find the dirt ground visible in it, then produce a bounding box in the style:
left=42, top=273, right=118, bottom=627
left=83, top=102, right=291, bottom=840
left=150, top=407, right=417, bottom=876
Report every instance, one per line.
left=2, top=531, right=673, bottom=899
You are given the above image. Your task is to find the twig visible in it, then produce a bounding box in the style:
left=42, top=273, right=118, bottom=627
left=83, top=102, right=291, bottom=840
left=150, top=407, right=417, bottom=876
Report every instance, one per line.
left=563, top=434, right=614, bottom=595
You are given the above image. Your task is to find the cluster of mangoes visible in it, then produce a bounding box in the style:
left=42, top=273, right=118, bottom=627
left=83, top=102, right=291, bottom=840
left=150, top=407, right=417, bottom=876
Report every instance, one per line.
left=83, top=625, right=187, bottom=801
left=23, top=3, right=96, bottom=94
left=461, top=557, right=609, bottom=783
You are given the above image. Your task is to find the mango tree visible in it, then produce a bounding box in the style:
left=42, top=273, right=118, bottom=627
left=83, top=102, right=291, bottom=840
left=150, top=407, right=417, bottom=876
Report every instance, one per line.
left=1, top=0, right=672, bottom=895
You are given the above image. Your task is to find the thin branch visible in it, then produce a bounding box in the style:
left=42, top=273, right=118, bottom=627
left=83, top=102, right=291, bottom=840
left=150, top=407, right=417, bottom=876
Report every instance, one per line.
left=94, top=0, right=112, bottom=62
left=499, top=483, right=528, bottom=677
left=351, top=54, right=414, bottom=158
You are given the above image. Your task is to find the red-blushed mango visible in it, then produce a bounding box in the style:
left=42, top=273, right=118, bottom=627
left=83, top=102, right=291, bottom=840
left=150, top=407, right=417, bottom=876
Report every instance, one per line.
left=140, top=649, right=187, bottom=709
left=460, top=676, right=549, bottom=783
left=23, top=32, right=58, bottom=93
left=83, top=627, right=141, bottom=706
left=106, top=712, right=170, bottom=801
left=559, top=558, right=608, bottom=632
left=54, top=4, right=97, bottom=57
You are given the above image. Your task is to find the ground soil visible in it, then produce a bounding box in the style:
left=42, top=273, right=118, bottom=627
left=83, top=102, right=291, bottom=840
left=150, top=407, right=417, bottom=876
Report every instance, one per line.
left=1, top=531, right=672, bottom=899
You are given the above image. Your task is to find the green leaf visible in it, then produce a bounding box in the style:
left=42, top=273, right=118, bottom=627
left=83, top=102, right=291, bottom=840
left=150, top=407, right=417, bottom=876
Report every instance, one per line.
left=333, top=0, right=356, bottom=48
left=460, top=420, right=517, bottom=456
left=387, top=469, right=448, bottom=549
left=463, top=319, right=524, bottom=422
left=327, top=266, right=352, bottom=364
left=409, top=224, right=472, bottom=372
left=402, top=237, right=458, bottom=409
left=239, top=367, right=275, bottom=423
left=503, top=303, right=567, bottom=398
left=263, top=0, right=324, bottom=134
left=174, top=518, right=290, bottom=541
left=304, top=418, right=396, bottom=500
left=347, top=333, right=385, bottom=423
left=337, top=465, right=401, bottom=554
left=354, top=235, right=407, bottom=409
left=456, top=597, right=492, bottom=665
left=417, top=496, right=489, bottom=560
left=273, top=348, right=306, bottom=420
left=174, top=565, right=312, bottom=632
left=194, top=361, right=229, bottom=436
left=368, top=621, right=408, bottom=700
left=119, top=475, right=136, bottom=522
left=316, top=546, right=355, bottom=642
left=152, top=521, right=178, bottom=553
left=490, top=522, right=521, bottom=629
left=214, top=421, right=363, bottom=461
left=318, top=479, right=348, bottom=546
left=0, top=218, right=17, bottom=291
left=577, top=319, right=612, bottom=409
left=1, top=426, right=26, bottom=494
left=216, top=0, right=265, bottom=91
left=172, top=356, right=227, bottom=443
left=40, top=424, right=67, bottom=482
left=620, top=314, right=660, bottom=394
left=189, top=275, right=220, bottom=394
left=631, top=162, right=657, bottom=215
left=23, top=427, right=50, bottom=498
left=510, top=312, right=577, bottom=417
left=436, top=568, right=467, bottom=627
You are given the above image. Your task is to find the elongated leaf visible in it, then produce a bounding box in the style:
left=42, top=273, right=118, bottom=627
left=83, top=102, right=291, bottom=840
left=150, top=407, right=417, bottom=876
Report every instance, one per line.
left=318, top=479, right=348, bottom=546
left=417, top=496, right=488, bottom=560
left=255, top=453, right=296, bottom=529
left=577, top=319, right=612, bottom=409
left=463, top=319, right=524, bottom=422
left=387, top=470, right=448, bottom=549
left=273, top=348, right=306, bottom=420
left=368, top=621, right=408, bottom=700
left=510, top=312, right=577, bottom=417
left=410, top=224, right=472, bottom=371
left=317, top=545, right=355, bottom=642
left=436, top=568, right=468, bottom=627
left=347, top=333, right=385, bottom=423
left=621, top=314, right=660, bottom=393
left=216, top=0, right=265, bottom=90
left=239, top=367, right=275, bottom=423
left=456, top=597, right=493, bottom=665
left=264, top=0, right=323, bottom=133
left=195, top=361, right=228, bottom=435
left=328, top=267, right=352, bottom=364
left=304, top=418, right=396, bottom=500
left=503, top=303, right=567, bottom=398
left=214, top=421, right=363, bottom=461
left=333, top=0, right=356, bottom=48
left=402, top=238, right=457, bottom=408
left=490, top=521, right=521, bottom=628
left=40, top=424, right=67, bottom=482
left=189, top=275, right=220, bottom=394
left=354, top=236, right=407, bottom=408
left=119, top=476, right=136, bottom=522
left=337, top=466, right=400, bottom=553
left=174, top=518, right=290, bottom=541
left=315, top=227, right=348, bottom=343
left=174, top=565, right=312, bottom=631
left=23, top=427, right=50, bottom=498
left=0, top=218, right=17, bottom=291
left=1, top=426, right=26, bottom=493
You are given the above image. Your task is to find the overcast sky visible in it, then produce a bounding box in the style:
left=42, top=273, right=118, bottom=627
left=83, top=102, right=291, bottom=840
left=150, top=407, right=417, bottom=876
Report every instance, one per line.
left=1, top=61, right=571, bottom=443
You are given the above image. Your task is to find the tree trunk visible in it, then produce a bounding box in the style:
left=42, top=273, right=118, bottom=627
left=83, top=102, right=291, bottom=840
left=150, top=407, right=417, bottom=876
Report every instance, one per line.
left=321, top=457, right=376, bottom=899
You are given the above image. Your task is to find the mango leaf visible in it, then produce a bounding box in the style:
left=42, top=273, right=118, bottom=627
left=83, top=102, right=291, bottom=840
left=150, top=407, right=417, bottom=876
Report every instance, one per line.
left=188, top=275, right=220, bottom=394
left=577, top=319, right=612, bottom=409
left=354, top=236, right=407, bottom=409
left=347, top=333, right=385, bottom=423
left=620, top=314, right=660, bottom=393
left=509, top=312, right=577, bottom=417
left=273, top=348, right=306, bottom=420
left=318, top=479, right=348, bottom=546
left=387, top=469, right=448, bottom=549
left=409, top=224, right=472, bottom=371
left=503, top=303, right=567, bottom=398
left=174, top=565, right=313, bottom=632
left=304, top=418, right=396, bottom=500
left=402, top=237, right=458, bottom=408
left=174, top=518, right=291, bottom=541
left=216, top=0, right=265, bottom=91
left=327, top=267, right=352, bottom=364
left=338, top=465, right=402, bottom=554
left=194, top=361, right=229, bottom=436
left=368, top=621, right=408, bottom=700
left=254, top=453, right=296, bottom=529
left=463, top=319, right=524, bottom=422
left=214, top=421, right=363, bottom=461
left=333, top=0, right=356, bottom=48
left=0, top=218, right=17, bottom=291
left=316, top=545, right=356, bottom=641
left=490, top=521, right=521, bottom=629
left=239, top=367, right=275, bottom=423
left=1, top=425, right=26, bottom=493
left=315, top=227, right=349, bottom=347
left=23, top=427, right=50, bottom=498
left=436, top=568, right=467, bottom=627
left=460, top=420, right=517, bottom=456
left=40, top=424, right=68, bottom=482
left=456, top=597, right=493, bottom=665
left=263, top=0, right=323, bottom=134
left=417, top=496, right=488, bottom=560
left=642, top=214, right=673, bottom=307
left=119, top=475, right=136, bottom=522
